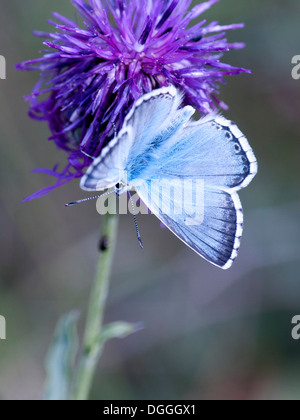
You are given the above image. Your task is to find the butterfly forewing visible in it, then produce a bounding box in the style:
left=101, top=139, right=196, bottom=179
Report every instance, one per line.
left=81, top=86, right=180, bottom=191
left=154, top=115, right=257, bottom=191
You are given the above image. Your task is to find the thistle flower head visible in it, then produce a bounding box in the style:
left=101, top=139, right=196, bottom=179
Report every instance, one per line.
left=18, top=0, right=250, bottom=199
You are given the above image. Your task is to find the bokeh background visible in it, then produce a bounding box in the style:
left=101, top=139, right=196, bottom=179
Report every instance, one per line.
left=0, top=0, right=300, bottom=400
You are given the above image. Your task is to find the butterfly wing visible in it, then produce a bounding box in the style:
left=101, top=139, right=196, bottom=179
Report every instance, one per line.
left=80, top=86, right=181, bottom=191
left=81, top=127, right=132, bottom=191
left=136, top=181, right=243, bottom=269
left=154, top=115, right=257, bottom=191
left=134, top=115, right=257, bottom=269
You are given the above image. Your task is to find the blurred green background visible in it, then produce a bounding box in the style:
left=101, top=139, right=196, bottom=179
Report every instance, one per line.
left=0, top=0, right=300, bottom=400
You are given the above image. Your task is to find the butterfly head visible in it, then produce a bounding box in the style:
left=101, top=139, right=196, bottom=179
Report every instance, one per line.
left=114, top=183, right=127, bottom=197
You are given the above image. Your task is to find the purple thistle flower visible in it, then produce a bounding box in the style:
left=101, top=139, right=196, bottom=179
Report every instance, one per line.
left=18, top=0, right=250, bottom=200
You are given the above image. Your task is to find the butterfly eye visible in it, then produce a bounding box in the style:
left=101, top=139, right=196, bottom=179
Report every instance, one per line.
left=115, top=183, right=123, bottom=195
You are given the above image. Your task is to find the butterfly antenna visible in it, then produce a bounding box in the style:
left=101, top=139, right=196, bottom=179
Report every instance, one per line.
left=128, top=191, right=144, bottom=249
left=65, top=190, right=113, bottom=207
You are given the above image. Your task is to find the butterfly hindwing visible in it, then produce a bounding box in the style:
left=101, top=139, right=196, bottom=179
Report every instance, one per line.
left=136, top=180, right=243, bottom=269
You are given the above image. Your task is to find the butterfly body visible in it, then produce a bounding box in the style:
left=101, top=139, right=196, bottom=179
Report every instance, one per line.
left=81, top=86, right=257, bottom=269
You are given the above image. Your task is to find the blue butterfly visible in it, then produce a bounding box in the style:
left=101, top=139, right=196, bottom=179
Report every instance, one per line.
left=80, top=86, right=257, bottom=269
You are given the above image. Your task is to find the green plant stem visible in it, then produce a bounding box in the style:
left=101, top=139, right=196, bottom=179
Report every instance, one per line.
left=72, top=212, right=119, bottom=400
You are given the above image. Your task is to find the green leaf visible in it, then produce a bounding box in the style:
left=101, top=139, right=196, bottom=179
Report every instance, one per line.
left=99, top=322, right=143, bottom=346
left=44, top=311, right=79, bottom=401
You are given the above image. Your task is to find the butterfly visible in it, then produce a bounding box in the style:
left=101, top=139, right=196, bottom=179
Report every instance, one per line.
left=80, top=86, right=257, bottom=269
